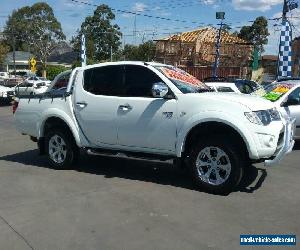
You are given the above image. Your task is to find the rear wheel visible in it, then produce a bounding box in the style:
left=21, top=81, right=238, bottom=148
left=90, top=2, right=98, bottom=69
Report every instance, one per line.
left=188, top=136, right=244, bottom=194
left=45, top=128, right=78, bottom=169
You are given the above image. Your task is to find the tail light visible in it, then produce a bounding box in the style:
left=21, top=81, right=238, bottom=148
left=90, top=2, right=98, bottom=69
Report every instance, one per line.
left=12, top=100, right=19, bottom=114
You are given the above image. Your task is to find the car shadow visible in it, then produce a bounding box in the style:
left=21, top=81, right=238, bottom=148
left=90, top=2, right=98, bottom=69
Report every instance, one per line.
left=293, top=141, right=300, bottom=151
left=0, top=149, right=267, bottom=195
left=0, top=102, right=12, bottom=106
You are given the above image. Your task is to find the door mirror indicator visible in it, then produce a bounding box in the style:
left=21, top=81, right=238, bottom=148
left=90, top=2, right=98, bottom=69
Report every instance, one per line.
left=152, top=82, right=169, bottom=98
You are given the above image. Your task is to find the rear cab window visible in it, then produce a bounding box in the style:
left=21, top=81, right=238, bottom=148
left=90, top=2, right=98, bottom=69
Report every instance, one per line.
left=45, top=70, right=72, bottom=96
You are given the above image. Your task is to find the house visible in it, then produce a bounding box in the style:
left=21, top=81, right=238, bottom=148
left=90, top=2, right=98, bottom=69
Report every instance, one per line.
left=2, top=51, right=34, bottom=74
left=292, top=37, right=300, bottom=77
left=155, top=27, right=253, bottom=67
left=260, top=55, right=278, bottom=83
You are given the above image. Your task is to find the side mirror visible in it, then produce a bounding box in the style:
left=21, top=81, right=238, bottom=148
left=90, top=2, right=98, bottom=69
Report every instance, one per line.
left=282, top=98, right=299, bottom=107
left=152, top=82, right=169, bottom=98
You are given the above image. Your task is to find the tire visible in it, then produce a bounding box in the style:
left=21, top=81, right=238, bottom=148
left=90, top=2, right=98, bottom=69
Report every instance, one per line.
left=188, top=135, right=244, bottom=195
left=45, top=128, right=79, bottom=169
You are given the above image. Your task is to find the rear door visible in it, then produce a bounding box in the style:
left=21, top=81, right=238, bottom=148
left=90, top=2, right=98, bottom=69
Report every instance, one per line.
left=73, top=65, right=123, bottom=147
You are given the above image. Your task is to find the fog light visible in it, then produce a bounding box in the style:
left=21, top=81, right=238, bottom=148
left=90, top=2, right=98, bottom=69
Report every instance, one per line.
left=257, top=134, right=276, bottom=148
left=265, top=136, right=275, bottom=147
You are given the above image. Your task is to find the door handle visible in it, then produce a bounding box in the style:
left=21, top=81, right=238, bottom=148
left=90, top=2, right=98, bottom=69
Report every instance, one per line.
left=76, top=101, right=88, bottom=108
left=119, top=104, right=132, bottom=111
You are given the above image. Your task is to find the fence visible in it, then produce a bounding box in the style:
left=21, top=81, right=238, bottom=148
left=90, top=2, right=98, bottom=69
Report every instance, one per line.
left=179, top=66, right=249, bottom=81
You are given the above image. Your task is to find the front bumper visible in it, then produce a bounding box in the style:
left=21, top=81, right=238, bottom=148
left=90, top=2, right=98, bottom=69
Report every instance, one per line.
left=264, top=118, right=296, bottom=166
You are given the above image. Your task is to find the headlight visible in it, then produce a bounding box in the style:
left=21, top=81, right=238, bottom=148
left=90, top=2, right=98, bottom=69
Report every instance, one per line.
left=245, top=108, right=281, bottom=126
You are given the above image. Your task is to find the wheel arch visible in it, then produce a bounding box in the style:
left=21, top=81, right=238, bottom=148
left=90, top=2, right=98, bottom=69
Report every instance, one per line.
left=177, top=120, right=252, bottom=160
left=39, top=115, right=81, bottom=147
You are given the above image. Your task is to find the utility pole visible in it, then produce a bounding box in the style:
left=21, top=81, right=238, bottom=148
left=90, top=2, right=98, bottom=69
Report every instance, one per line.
left=12, top=34, right=16, bottom=77
left=134, top=14, right=137, bottom=45
left=110, top=45, right=112, bottom=62
left=212, top=12, right=225, bottom=78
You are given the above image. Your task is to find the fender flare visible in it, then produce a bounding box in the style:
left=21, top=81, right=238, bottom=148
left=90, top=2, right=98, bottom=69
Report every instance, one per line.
left=37, top=108, right=82, bottom=147
left=175, top=111, right=258, bottom=159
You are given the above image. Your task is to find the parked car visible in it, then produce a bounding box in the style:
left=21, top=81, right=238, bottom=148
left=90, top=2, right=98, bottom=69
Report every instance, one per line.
left=37, top=77, right=51, bottom=86
left=258, top=79, right=300, bottom=140
left=0, top=72, right=9, bottom=80
left=204, top=78, right=262, bottom=94
left=13, top=62, right=295, bottom=194
left=15, top=81, right=48, bottom=95
left=2, top=77, right=23, bottom=88
left=0, top=85, right=15, bottom=104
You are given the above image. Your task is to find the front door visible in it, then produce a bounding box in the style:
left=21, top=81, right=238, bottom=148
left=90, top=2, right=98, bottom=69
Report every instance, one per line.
left=117, top=65, right=177, bottom=154
left=74, top=65, right=123, bottom=147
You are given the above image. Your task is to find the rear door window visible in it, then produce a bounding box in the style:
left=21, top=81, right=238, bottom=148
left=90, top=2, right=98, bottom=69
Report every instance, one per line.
left=83, top=65, right=124, bottom=96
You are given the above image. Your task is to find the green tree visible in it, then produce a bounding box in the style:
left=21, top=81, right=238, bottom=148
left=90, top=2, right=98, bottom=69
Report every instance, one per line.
left=4, top=2, right=65, bottom=76
left=118, top=41, right=156, bottom=61
left=238, top=16, right=269, bottom=53
left=71, top=4, right=122, bottom=62
left=0, top=42, right=9, bottom=65
left=43, top=65, right=69, bottom=80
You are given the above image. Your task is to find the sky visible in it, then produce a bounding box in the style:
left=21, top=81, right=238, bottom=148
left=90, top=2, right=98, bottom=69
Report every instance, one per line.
left=0, top=0, right=299, bottom=55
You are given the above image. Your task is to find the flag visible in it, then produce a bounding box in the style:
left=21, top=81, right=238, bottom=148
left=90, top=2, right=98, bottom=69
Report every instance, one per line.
left=278, top=20, right=292, bottom=79
left=81, top=34, right=86, bottom=67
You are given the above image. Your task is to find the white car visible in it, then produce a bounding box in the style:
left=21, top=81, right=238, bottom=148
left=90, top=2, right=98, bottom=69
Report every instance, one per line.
left=0, top=72, right=9, bottom=80
left=205, top=78, right=262, bottom=94
left=0, top=85, right=15, bottom=103
left=13, top=62, right=295, bottom=194
left=15, top=81, right=48, bottom=95
left=258, top=78, right=300, bottom=139
left=206, top=82, right=240, bottom=93
left=37, top=77, right=51, bottom=86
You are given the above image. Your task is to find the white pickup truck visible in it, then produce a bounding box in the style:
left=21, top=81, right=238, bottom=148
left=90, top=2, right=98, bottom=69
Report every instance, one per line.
left=14, top=62, right=296, bottom=194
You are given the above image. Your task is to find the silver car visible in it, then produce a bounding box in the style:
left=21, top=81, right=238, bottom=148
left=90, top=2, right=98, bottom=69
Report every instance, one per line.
left=261, top=79, right=300, bottom=140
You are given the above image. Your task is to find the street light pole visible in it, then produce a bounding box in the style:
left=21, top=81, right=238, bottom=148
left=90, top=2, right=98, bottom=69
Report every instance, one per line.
left=282, top=0, right=289, bottom=20
left=212, top=12, right=225, bottom=78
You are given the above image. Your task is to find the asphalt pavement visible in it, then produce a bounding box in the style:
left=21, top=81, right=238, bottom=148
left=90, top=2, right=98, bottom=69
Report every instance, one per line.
left=0, top=105, right=299, bottom=250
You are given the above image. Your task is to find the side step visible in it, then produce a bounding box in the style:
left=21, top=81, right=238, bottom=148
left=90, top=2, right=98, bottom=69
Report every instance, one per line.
left=86, top=148, right=174, bottom=163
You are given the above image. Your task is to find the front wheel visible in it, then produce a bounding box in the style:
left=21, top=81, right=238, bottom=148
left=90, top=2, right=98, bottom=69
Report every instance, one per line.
left=45, top=128, right=78, bottom=169
left=188, top=136, right=244, bottom=194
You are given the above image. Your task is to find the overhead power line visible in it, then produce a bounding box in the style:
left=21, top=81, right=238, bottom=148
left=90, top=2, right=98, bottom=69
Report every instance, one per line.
left=69, top=0, right=203, bottom=25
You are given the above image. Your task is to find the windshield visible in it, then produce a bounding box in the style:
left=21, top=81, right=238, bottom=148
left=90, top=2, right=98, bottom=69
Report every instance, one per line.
left=155, top=66, right=211, bottom=94
left=234, top=80, right=260, bottom=94
left=258, top=83, right=295, bottom=102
